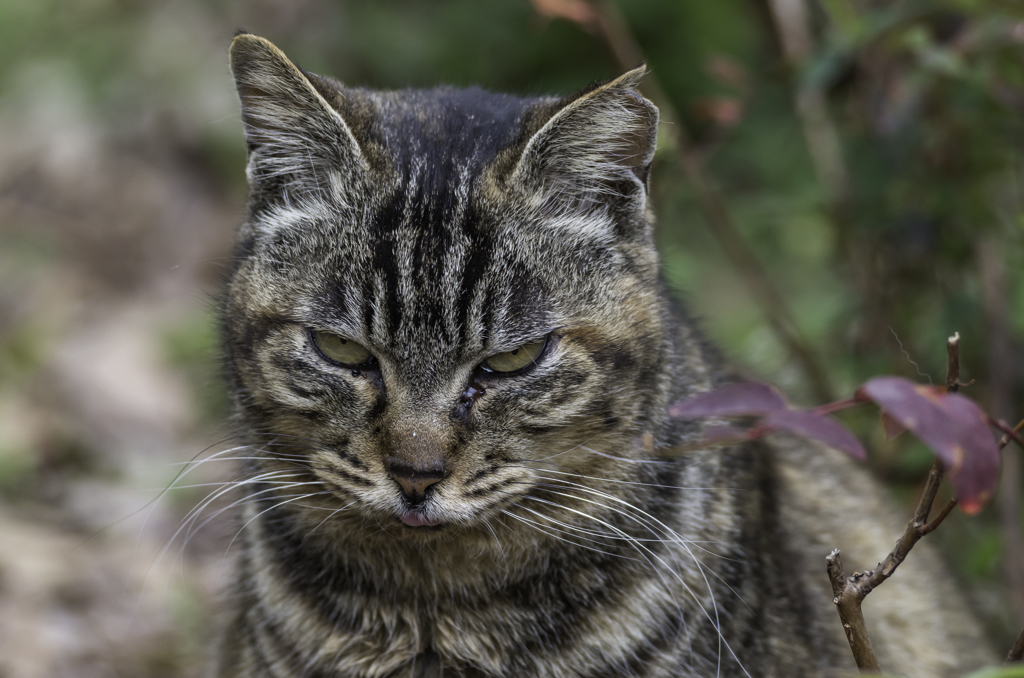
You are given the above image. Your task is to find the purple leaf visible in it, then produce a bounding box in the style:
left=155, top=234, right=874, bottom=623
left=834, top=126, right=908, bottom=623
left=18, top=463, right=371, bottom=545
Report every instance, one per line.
left=763, top=409, right=866, bottom=460
left=669, top=382, right=788, bottom=419
left=857, top=377, right=1000, bottom=513
left=931, top=394, right=1001, bottom=515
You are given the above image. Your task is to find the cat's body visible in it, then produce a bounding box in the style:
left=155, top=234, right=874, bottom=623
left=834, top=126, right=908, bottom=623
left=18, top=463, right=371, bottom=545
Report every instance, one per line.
left=212, top=34, right=992, bottom=677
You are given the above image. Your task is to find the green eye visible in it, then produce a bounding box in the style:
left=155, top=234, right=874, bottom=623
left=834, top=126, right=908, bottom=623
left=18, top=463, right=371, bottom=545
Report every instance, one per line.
left=482, top=337, right=547, bottom=374
left=311, top=330, right=374, bottom=366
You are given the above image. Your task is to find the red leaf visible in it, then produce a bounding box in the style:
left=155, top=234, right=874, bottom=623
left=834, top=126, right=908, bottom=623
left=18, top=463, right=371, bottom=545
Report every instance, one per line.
left=763, top=409, right=867, bottom=460
left=669, top=382, right=788, bottom=419
left=856, top=377, right=1000, bottom=512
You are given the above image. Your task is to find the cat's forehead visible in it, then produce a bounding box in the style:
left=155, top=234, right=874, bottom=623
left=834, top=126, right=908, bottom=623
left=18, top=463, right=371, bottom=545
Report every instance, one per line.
left=326, top=188, right=557, bottom=361
left=355, top=87, right=541, bottom=178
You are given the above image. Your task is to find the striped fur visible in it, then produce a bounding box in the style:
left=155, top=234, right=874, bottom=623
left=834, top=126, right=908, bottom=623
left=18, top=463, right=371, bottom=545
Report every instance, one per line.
left=211, top=34, right=993, bottom=677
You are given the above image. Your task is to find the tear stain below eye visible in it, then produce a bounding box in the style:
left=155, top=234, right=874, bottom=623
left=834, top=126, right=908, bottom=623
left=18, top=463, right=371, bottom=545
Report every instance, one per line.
left=460, top=383, right=486, bottom=406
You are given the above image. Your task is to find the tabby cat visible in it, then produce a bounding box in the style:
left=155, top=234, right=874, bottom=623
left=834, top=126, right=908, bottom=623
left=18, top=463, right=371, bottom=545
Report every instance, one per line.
left=212, top=33, right=993, bottom=677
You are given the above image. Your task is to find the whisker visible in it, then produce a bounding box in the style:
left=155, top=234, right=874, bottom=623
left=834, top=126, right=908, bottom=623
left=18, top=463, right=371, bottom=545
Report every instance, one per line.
left=515, top=463, right=744, bottom=493
left=303, top=501, right=357, bottom=541
left=579, top=445, right=672, bottom=465
left=516, top=493, right=687, bottom=634
left=220, top=490, right=331, bottom=563
left=523, top=480, right=751, bottom=677
left=525, top=433, right=605, bottom=462
left=499, top=509, right=632, bottom=560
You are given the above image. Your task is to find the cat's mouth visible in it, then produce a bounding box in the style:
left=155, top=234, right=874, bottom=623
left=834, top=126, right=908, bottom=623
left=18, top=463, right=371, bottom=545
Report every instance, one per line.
left=397, top=508, right=443, bottom=528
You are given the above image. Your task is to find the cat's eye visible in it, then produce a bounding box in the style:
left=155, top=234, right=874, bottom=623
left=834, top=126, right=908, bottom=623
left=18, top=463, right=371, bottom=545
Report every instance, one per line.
left=482, top=337, right=548, bottom=374
left=311, top=330, right=375, bottom=367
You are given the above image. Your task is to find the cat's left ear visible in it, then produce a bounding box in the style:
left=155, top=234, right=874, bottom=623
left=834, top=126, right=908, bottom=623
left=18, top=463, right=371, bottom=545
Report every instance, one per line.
left=512, top=66, right=658, bottom=207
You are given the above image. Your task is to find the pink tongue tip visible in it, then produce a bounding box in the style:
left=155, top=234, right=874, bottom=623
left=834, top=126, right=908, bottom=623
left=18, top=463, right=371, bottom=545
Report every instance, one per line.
left=400, top=511, right=441, bottom=527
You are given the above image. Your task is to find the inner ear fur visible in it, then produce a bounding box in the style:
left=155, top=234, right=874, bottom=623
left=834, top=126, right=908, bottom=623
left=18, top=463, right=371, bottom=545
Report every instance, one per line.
left=512, top=67, right=659, bottom=200
left=229, top=33, right=365, bottom=172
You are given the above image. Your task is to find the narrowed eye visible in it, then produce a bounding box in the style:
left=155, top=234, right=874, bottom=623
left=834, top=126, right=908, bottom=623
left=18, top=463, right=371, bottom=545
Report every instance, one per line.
left=482, top=336, right=548, bottom=374
left=311, top=330, right=375, bottom=367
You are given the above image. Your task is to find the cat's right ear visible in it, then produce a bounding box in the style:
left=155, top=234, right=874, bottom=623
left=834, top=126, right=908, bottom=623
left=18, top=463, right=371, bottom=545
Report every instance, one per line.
left=509, top=67, right=658, bottom=211
left=229, top=33, right=367, bottom=180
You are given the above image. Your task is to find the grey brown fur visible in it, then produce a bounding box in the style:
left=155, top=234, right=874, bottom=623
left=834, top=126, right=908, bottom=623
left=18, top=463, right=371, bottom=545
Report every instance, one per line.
left=212, top=34, right=992, bottom=677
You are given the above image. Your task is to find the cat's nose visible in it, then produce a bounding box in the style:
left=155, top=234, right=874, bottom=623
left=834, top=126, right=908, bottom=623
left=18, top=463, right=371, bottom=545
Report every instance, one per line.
left=387, top=459, right=445, bottom=505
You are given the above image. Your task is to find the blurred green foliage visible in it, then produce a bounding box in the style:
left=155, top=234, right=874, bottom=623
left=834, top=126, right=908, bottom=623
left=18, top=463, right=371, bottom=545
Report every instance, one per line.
left=162, top=313, right=229, bottom=430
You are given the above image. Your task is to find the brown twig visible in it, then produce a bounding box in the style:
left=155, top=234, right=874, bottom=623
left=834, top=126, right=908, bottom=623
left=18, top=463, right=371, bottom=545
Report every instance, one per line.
left=813, top=397, right=862, bottom=416
left=920, top=499, right=957, bottom=535
left=1007, top=625, right=1024, bottom=664
left=577, top=0, right=835, bottom=404
left=977, top=237, right=1024, bottom=626
left=825, top=550, right=882, bottom=672
left=992, top=418, right=1024, bottom=452
left=825, top=333, right=962, bottom=673
left=946, top=332, right=961, bottom=393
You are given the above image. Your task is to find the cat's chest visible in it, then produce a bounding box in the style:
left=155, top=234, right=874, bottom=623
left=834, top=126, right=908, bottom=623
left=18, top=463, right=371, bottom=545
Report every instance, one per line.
left=246, top=527, right=699, bottom=677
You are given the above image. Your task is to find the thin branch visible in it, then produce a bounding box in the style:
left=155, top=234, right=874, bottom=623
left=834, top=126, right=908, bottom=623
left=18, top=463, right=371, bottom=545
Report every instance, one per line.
left=992, top=417, right=1024, bottom=452
left=826, top=550, right=882, bottom=672
left=813, top=397, right=862, bottom=416
left=946, top=332, right=961, bottom=393
left=1006, top=625, right=1024, bottom=664
left=920, top=500, right=957, bottom=535
left=825, top=333, right=962, bottom=673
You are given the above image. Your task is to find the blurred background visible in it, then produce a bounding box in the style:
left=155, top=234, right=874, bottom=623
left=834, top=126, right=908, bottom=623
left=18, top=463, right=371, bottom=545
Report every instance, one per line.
left=1, top=0, right=1023, bottom=675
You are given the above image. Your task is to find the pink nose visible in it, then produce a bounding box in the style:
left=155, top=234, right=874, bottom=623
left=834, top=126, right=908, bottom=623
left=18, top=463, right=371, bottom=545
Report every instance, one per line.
left=386, top=458, right=445, bottom=505
left=393, top=474, right=442, bottom=500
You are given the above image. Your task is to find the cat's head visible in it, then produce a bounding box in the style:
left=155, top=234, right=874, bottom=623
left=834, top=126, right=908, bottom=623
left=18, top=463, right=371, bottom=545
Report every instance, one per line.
left=223, top=34, right=691, bottom=542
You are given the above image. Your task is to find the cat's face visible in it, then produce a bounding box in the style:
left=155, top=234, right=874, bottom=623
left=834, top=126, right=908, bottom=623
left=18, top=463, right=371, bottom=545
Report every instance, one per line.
left=224, top=35, right=675, bottom=540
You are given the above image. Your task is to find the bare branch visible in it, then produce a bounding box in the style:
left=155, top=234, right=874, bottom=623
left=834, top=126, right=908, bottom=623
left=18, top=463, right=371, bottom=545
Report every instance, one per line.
left=920, top=500, right=957, bottom=535
left=946, top=332, right=961, bottom=393
left=825, top=333, right=962, bottom=673
left=826, top=550, right=881, bottom=673
left=992, top=418, right=1024, bottom=452
left=1006, top=625, right=1024, bottom=664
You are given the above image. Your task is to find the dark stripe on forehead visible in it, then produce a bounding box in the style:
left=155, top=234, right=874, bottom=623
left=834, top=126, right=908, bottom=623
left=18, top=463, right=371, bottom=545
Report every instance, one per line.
left=365, top=178, right=483, bottom=354
left=369, top=198, right=403, bottom=338
left=456, top=206, right=494, bottom=347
